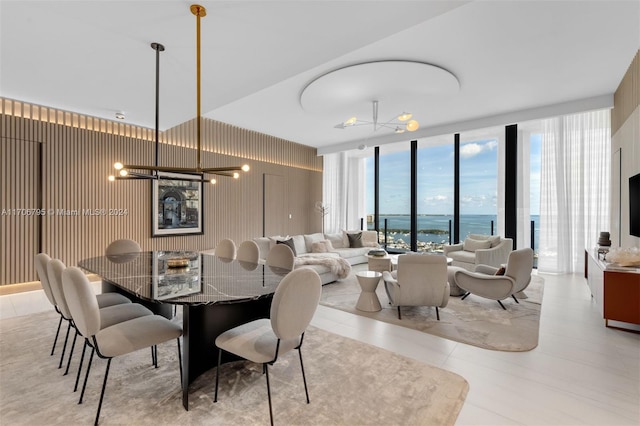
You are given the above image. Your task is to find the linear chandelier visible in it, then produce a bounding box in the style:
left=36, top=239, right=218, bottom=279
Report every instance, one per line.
left=109, top=4, right=249, bottom=184
left=334, top=100, right=419, bottom=134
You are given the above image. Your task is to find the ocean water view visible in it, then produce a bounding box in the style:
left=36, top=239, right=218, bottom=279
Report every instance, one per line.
left=367, top=214, right=540, bottom=252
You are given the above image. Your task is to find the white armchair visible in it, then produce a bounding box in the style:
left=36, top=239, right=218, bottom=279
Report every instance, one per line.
left=382, top=254, right=450, bottom=320
left=453, top=248, right=534, bottom=310
left=443, top=234, right=512, bottom=271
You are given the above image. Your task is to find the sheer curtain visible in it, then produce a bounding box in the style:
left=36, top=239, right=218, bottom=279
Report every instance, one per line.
left=322, top=152, right=364, bottom=234
left=538, top=109, right=610, bottom=273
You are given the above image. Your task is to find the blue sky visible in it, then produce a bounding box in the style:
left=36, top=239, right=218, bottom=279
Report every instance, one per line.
left=366, top=135, right=541, bottom=216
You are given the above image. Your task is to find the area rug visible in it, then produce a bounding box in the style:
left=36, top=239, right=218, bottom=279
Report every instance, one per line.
left=0, top=311, right=468, bottom=425
left=321, top=265, right=545, bottom=352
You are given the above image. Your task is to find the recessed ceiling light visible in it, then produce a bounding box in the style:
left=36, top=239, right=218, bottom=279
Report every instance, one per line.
left=115, top=111, right=125, bottom=120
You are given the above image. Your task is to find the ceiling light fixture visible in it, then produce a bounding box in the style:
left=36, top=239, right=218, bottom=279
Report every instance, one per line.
left=109, top=4, right=249, bottom=184
left=334, top=100, right=419, bottom=134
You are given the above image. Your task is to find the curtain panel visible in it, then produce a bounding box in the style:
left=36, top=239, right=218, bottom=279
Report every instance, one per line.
left=538, top=109, right=610, bottom=273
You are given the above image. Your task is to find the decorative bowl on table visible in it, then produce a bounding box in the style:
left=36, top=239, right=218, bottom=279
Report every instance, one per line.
left=368, top=249, right=387, bottom=257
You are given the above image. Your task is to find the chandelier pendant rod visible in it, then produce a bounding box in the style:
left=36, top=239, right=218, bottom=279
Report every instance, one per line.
left=152, top=42, right=164, bottom=177
left=192, top=4, right=206, bottom=171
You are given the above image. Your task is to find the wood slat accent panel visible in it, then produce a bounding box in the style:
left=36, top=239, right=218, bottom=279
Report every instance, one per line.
left=1, top=118, right=40, bottom=285
left=1, top=98, right=323, bottom=285
left=612, top=49, right=640, bottom=134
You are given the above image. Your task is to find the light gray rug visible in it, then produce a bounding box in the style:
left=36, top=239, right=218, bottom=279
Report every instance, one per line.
left=321, top=265, right=545, bottom=352
left=0, top=310, right=468, bottom=425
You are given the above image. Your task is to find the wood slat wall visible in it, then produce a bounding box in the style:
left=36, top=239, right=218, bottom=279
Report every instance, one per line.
left=1, top=98, right=323, bottom=285
left=612, top=49, right=640, bottom=134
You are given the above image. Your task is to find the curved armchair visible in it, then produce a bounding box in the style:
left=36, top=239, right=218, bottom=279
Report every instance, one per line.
left=381, top=254, right=449, bottom=320
left=443, top=236, right=513, bottom=271
left=453, top=248, right=534, bottom=309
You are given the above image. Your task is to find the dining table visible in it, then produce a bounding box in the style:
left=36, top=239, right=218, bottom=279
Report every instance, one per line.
left=78, top=250, right=290, bottom=410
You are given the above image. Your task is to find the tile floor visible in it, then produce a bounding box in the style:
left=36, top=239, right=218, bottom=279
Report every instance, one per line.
left=1, top=272, right=638, bottom=425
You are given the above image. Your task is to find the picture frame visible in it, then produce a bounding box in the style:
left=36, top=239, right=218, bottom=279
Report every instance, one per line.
left=152, top=171, right=203, bottom=236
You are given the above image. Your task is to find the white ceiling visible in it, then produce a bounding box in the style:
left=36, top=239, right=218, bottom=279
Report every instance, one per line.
left=1, top=1, right=639, bottom=155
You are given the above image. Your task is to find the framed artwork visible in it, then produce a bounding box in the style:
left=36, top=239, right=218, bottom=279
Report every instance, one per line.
left=152, top=171, right=203, bottom=236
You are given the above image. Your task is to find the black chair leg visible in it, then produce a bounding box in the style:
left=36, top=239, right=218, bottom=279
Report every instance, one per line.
left=497, top=300, right=506, bottom=310
left=461, top=292, right=471, bottom=300
left=79, top=347, right=95, bottom=404
left=298, top=348, right=310, bottom=404
left=94, top=358, right=112, bottom=426
left=74, top=340, right=88, bottom=392
left=64, top=329, right=79, bottom=375
left=264, top=363, right=274, bottom=426
left=214, top=349, right=222, bottom=402
left=512, top=295, right=519, bottom=303
left=51, top=315, right=63, bottom=356
left=397, top=306, right=402, bottom=320
left=436, top=306, right=440, bottom=321
left=177, top=338, right=183, bottom=388
left=59, top=321, right=71, bottom=369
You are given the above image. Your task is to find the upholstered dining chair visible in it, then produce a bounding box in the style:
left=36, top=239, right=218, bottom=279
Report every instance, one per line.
left=266, top=243, right=295, bottom=271
left=237, top=240, right=260, bottom=263
left=47, top=259, right=153, bottom=385
left=453, top=247, right=534, bottom=310
left=382, top=254, right=450, bottom=320
left=34, top=253, right=131, bottom=359
left=215, top=238, right=237, bottom=260
left=62, top=266, right=183, bottom=425
left=105, top=239, right=141, bottom=256
left=34, top=253, right=64, bottom=357
left=214, top=268, right=322, bottom=426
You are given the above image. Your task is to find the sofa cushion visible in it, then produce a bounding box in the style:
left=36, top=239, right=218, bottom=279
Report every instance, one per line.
left=276, top=238, right=297, bottom=256
left=304, top=233, right=325, bottom=252
left=331, top=247, right=370, bottom=259
left=347, top=232, right=363, bottom=248
left=463, top=238, right=491, bottom=252
left=469, top=234, right=501, bottom=248
left=253, top=237, right=271, bottom=260
left=325, top=233, right=345, bottom=249
left=311, top=240, right=334, bottom=253
left=291, top=234, right=307, bottom=255
left=361, top=230, right=379, bottom=247
left=448, top=250, right=476, bottom=264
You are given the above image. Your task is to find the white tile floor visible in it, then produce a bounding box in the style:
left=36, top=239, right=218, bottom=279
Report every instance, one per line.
left=1, top=272, right=638, bottom=425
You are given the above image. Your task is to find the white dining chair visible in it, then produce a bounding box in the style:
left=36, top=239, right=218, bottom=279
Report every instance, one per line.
left=214, top=268, right=322, bottom=425
left=62, top=266, right=182, bottom=425
left=215, top=238, right=237, bottom=259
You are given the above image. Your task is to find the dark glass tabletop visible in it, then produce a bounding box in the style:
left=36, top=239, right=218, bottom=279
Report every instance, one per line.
left=78, top=251, right=289, bottom=305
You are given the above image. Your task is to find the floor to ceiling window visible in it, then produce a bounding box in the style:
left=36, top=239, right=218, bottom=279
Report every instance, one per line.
left=374, top=144, right=411, bottom=250
left=458, top=132, right=499, bottom=238
left=416, top=136, right=454, bottom=252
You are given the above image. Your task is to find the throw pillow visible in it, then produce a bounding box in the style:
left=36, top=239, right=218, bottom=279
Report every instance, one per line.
left=488, top=235, right=501, bottom=247
left=495, top=266, right=506, bottom=276
left=323, top=239, right=334, bottom=251
left=463, top=238, right=491, bottom=252
left=347, top=232, right=363, bottom=248
left=276, top=238, right=297, bottom=256
left=325, top=233, right=345, bottom=249
left=311, top=241, right=328, bottom=253
left=342, top=229, right=362, bottom=246
left=303, top=233, right=325, bottom=252
left=361, top=230, right=379, bottom=247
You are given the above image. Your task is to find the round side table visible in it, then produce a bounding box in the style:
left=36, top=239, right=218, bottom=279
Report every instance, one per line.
left=356, top=271, right=382, bottom=312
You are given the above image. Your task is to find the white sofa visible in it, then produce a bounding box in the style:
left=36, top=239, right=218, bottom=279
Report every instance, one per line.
left=443, top=234, right=513, bottom=271
left=253, top=230, right=379, bottom=284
